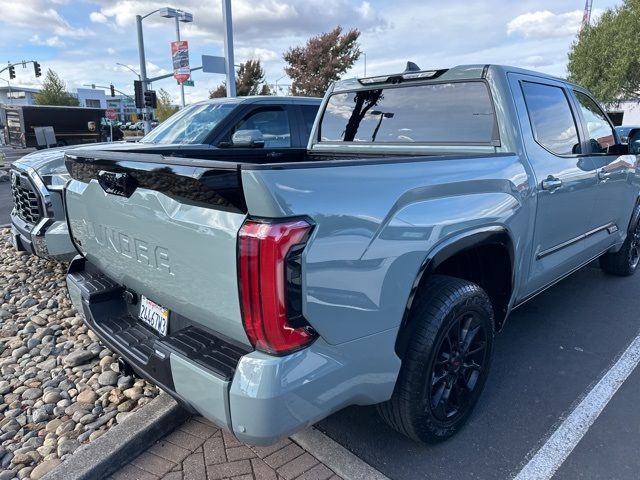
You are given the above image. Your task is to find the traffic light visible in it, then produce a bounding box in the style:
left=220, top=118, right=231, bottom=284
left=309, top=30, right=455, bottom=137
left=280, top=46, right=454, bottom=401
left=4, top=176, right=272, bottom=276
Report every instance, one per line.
left=8, top=65, right=15, bottom=80
left=33, top=62, right=41, bottom=77
left=110, top=84, right=115, bottom=97
left=134, top=80, right=143, bottom=109
left=144, top=90, right=157, bottom=109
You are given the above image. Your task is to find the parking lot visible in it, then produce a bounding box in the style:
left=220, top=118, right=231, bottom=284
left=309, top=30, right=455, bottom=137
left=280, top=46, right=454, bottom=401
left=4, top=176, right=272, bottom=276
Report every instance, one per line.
left=3, top=142, right=640, bottom=479
left=318, top=262, right=640, bottom=479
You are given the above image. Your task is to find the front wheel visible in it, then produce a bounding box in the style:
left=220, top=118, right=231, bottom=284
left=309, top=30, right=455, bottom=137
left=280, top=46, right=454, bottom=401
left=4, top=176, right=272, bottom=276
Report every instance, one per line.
left=377, top=275, right=494, bottom=443
left=599, top=204, right=640, bottom=276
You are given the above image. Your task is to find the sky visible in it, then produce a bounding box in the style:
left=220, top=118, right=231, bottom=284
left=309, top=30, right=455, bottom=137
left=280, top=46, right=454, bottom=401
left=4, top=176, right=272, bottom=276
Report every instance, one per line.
left=0, top=0, right=623, bottom=104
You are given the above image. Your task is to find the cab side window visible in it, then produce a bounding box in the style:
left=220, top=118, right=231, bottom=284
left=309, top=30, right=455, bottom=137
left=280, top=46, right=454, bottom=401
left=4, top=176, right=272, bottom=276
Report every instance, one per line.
left=574, top=91, right=615, bottom=154
left=521, top=81, right=581, bottom=156
left=232, top=108, right=291, bottom=148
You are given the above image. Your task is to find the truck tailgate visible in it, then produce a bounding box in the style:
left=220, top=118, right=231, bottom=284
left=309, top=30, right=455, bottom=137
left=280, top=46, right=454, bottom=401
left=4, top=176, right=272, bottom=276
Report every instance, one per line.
left=64, top=151, right=250, bottom=346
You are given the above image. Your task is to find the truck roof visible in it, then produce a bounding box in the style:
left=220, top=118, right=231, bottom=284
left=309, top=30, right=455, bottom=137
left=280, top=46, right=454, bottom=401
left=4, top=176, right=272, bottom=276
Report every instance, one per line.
left=193, top=95, right=322, bottom=107
left=333, top=64, right=573, bottom=92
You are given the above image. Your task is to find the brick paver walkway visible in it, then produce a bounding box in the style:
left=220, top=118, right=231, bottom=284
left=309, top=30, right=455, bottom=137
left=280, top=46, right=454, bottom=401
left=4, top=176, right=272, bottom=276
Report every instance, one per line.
left=110, top=417, right=343, bottom=480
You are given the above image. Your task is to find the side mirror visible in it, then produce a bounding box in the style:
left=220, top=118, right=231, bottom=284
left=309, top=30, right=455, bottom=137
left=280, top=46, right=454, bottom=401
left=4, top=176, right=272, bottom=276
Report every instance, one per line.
left=231, top=129, right=265, bottom=148
left=628, top=128, right=640, bottom=155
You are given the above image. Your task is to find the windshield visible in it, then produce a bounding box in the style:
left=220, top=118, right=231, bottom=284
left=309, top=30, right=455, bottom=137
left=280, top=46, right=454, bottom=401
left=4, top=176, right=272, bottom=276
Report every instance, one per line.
left=319, top=81, right=497, bottom=145
left=140, top=102, right=237, bottom=144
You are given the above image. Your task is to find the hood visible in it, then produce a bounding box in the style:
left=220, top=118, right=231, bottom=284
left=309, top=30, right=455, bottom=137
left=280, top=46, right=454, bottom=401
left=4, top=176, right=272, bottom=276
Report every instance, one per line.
left=13, top=141, right=213, bottom=176
left=13, top=142, right=129, bottom=174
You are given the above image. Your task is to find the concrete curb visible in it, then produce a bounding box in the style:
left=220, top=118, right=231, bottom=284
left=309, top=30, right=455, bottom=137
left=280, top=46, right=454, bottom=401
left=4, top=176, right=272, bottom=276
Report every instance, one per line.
left=292, top=427, right=390, bottom=480
left=42, top=393, right=189, bottom=480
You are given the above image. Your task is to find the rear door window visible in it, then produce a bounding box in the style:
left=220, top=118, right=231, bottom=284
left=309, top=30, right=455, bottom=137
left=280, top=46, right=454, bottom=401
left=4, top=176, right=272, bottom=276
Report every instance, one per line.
left=573, top=91, right=615, bottom=153
left=232, top=108, right=291, bottom=148
left=300, top=105, right=319, bottom=141
left=521, top=81, right=581, bottom=156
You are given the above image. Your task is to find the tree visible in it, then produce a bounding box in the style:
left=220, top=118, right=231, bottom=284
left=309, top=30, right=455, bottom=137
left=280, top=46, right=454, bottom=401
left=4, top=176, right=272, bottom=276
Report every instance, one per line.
left=567, top=0, right=640, bottom=104
left=210, top=59, right=271, bottom=98
left=155, top=88, right=179, bottom=122
left=283, top=26, right=361, bottom=97
left=34, top=69, right=79, bottom=106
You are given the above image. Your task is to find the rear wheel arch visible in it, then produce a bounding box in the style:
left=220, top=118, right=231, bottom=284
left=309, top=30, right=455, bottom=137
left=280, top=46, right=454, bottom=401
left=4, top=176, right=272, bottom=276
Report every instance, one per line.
left=395, top=226, right=514, bottom=359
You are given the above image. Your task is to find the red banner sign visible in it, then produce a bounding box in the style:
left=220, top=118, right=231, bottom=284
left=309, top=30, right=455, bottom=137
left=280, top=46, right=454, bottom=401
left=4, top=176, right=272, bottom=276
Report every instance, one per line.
left=171, top=40, right=191, bottom=83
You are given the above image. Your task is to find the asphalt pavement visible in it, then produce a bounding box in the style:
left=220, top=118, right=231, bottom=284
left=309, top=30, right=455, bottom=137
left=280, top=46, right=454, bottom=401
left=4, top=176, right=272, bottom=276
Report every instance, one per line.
left=317, top=263, right=640, bottom=480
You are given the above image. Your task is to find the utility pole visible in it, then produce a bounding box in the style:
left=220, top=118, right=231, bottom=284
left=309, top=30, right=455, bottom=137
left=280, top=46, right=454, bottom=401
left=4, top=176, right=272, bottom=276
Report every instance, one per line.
left=222, top=0, right=236, bottom=97
left=174, top=17, right=186, bottom=108
left=136, top=15, right=151, bottom=134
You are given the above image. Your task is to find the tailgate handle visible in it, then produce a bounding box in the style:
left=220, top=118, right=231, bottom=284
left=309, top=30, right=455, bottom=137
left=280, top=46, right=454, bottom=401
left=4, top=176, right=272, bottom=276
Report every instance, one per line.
left=97, top=170, right=137, bottom=197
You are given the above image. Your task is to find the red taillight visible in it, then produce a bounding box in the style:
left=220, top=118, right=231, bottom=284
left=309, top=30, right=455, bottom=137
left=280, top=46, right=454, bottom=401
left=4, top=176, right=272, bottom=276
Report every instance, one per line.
left=238, top=219, right=316, bottom=355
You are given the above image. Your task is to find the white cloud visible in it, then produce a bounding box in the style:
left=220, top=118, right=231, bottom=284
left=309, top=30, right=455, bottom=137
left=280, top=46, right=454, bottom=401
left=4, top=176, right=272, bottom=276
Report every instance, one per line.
left=90, top=12, right=108, bottom=24
left=507, top=10, right=583, bottom=39
left=235, top=47, right=279, bottom=63
left=92, top=0, right=386, bottom=40
left=0, top=1, right=94, bottom=38
left=30, top=34, right=65, bottom=48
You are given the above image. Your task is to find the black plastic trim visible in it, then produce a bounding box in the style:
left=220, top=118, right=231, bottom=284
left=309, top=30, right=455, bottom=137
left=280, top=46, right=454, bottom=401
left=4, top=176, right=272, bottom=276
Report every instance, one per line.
left=241, top=152, right=517, bottom=171
left=65, top=152, right=248, bottom=213
left=395, top=226, right=514, bottom=356
left=536, top=222, right=616, bottom=259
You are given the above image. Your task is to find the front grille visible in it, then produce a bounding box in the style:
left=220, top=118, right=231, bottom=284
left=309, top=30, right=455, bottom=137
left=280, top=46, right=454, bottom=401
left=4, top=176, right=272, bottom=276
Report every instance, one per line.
left=11, top=171, right=43, bottom=225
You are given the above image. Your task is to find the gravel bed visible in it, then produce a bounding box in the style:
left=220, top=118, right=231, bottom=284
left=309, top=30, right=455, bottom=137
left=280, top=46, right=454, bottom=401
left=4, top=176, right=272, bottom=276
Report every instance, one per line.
left=0, top=229, right=159, bottom=480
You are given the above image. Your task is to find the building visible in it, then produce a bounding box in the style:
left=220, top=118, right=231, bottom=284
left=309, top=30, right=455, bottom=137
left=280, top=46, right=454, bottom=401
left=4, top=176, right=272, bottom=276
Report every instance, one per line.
left=607, top=100, right=640, bottom=126
left=0, top=85, right=40, bottom=106
left=107, top=95, right=138, bottom=122
left=76, top=88, right=107, bottom=109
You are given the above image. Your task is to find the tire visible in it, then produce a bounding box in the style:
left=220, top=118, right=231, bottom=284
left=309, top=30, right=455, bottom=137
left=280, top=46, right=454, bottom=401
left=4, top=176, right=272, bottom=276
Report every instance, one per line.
left=599, top=204, right=640, bottom=276
left=377, top=275, right=494, bottom=443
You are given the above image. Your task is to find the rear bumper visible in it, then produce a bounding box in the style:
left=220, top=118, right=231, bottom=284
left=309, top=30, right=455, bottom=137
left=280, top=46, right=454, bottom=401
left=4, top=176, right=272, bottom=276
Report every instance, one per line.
left=66, top=257, right=401, bottom=445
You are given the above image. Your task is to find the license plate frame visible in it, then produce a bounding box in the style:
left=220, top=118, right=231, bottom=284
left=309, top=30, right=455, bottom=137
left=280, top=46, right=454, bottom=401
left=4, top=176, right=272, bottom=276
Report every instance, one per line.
left=138, top=295, right=169, bottom=336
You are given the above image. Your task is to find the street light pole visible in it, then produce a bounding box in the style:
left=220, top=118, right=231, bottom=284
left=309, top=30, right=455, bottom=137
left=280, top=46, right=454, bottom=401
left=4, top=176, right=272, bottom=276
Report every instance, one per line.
left=135, top=14, right=151, bottom=134
left=116, top=63, right=141, bottom=80
left=222, top=0, right=236, bottom=97
left=174, top=17, right=186, bottom=108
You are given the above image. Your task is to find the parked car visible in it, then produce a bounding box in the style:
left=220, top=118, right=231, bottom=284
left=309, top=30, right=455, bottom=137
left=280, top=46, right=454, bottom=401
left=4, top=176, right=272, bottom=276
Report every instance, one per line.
left=131, top=121, right=144, bottom=130
left=9, top=96, right=321, bottom=261
left=615, top=125, right=640, bottom=144
left=63, top=64, right=640, bottom=446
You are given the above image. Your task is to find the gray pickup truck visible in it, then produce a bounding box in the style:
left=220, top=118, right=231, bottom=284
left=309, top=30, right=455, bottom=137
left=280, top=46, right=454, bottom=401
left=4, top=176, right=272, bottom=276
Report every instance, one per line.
left=9, top=96, right=320, bottom=260
left=64, top=64, right=640, bottom=445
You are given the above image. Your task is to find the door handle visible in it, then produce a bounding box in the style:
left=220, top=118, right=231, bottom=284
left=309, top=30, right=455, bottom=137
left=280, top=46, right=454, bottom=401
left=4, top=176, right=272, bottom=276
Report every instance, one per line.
left=541, top=176, right=563, bottom=191
left=598, top=169, right=612, bottom=181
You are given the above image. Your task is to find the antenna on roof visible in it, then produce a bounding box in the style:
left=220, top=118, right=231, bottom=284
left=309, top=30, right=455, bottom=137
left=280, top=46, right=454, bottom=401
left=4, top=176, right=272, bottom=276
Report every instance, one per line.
left=404, top=62, right=421, bottom=72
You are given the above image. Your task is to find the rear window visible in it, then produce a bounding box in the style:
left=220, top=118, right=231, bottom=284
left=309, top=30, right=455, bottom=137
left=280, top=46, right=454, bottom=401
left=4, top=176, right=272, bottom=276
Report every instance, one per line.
left=319, top=82, right=497, bottom=145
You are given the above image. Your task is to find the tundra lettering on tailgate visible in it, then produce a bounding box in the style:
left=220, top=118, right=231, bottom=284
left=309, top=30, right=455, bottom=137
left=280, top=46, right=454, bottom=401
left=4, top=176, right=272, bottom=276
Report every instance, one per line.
left=76, top=220, right=173, bottom=275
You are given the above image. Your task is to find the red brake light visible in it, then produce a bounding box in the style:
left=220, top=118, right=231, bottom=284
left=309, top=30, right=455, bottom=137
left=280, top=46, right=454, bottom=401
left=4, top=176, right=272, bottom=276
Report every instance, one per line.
left=238, top=219, right=316, bottom=355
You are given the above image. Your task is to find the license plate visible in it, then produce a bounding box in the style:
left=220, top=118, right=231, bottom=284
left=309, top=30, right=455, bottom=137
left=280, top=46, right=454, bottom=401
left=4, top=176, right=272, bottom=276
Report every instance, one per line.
left=138, top=296, right=169, bottom=336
